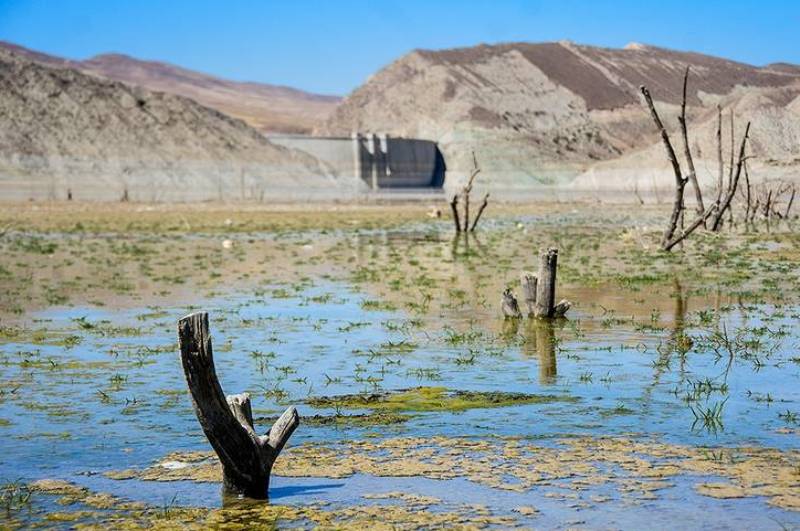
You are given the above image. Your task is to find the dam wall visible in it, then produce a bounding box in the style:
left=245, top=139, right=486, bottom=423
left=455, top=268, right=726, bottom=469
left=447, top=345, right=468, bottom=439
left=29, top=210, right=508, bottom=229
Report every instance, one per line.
left=268, top=134, right=445, bottom=189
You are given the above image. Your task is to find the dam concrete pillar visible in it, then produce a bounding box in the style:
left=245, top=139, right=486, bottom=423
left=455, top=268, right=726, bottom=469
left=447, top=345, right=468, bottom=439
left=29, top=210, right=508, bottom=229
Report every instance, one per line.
left=367, top=134, right=378, bottom=190
left=378, top=133, right=389, bottom=178
left=351, top=132, right=362, bottom=180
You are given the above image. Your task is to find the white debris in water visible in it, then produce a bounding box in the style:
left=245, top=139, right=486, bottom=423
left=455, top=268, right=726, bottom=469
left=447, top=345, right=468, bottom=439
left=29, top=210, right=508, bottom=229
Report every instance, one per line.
left=160, top=461, right=190, bottom=470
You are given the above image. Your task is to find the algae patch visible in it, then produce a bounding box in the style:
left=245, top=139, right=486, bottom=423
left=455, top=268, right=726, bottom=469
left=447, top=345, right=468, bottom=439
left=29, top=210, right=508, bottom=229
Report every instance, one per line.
left=306, top=386, right=578, bottom=412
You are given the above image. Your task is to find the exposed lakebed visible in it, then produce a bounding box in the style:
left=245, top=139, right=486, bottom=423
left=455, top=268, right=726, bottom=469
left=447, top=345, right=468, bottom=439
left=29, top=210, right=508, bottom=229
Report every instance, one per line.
left=0, top=203, right=798, bottom=528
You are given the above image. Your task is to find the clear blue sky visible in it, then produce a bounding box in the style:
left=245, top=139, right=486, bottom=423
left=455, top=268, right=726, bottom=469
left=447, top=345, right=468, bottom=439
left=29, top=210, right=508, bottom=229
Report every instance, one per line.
left=0, top=0, right=797, bottom=96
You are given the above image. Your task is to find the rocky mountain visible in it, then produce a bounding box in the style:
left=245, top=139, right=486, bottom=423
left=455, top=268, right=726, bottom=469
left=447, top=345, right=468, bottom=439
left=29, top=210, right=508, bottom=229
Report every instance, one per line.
left=0, top=41, right=340, bottom=134
left=320, top=41, right=800, bottom=195
left=0, top=46, right=344, bottom=201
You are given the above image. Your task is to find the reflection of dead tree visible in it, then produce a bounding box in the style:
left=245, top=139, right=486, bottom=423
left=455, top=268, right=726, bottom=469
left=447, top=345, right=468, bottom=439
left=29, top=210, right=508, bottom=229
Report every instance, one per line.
left=640, top=67, right=751, bottom=250
left=449, top=152, right=489, bottom=233
left=178, top=312, right=299, bottom=499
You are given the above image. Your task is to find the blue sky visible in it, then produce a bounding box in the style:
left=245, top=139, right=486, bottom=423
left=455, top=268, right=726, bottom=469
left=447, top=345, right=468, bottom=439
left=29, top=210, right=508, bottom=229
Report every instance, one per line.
left=0, top=0, right=797, bottom=96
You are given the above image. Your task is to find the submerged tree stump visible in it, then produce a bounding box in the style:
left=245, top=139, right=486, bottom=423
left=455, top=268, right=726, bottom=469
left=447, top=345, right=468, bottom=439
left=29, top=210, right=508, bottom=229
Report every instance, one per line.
left=501, top=288, right=522, bottom=319
left=505, top=248, right=570, bottom=320
left=520, top=272, right=538, bottom=317
left=178, top=312, right=299, bottom=499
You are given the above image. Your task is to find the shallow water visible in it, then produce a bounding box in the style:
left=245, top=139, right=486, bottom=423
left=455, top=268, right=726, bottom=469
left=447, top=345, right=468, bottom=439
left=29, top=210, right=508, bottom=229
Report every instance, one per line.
left=1, top=209, right=799, bottom=528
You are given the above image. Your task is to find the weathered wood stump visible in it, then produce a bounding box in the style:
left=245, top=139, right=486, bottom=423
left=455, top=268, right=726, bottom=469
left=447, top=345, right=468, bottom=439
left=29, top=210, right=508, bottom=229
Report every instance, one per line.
left=501, top=288, right=522, bottom=319
left=504, top=248, right=570, bottom=320
left=520, top=272, right=538, bottom=316
left=178, top=312, right=299, bottom=499
left=533, top=248, right=558, bottom=318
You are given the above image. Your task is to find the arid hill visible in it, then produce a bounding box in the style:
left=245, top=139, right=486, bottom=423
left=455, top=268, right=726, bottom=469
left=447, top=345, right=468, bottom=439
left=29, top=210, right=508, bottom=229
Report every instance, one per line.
left=320, top=41, right=800, bottom=195
left=0, top=41, right=340, bottom=134
left=0, top=46, right=345, bottom=201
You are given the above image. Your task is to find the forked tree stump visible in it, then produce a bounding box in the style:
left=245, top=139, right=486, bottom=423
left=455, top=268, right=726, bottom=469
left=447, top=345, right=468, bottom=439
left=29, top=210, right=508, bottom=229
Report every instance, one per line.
left=178, top=312, right=299, bottom=499
left=504, top=248, right=570, bottom=320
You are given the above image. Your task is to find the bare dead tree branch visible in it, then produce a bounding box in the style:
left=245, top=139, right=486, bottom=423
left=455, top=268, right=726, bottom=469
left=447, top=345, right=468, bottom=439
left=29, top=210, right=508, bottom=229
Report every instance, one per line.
left=711, top=122, right=751, bottom=231
left=663, top=205, right=719, bottom=252
left=470, top=193, right=490, bottom=231
left=640, top=84, right=687, bottom=248
left=678, top=67, right=704, bottom=218
left=449, top=195, right=461, bottom=232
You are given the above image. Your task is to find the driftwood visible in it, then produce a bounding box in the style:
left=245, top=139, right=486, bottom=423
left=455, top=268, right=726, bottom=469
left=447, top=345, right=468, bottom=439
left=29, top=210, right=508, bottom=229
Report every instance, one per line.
left=178, top=312, right=299, bottom=499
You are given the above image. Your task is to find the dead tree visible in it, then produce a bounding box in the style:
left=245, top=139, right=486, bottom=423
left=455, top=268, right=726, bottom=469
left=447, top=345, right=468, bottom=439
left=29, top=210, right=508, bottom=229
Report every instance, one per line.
left=520, top=272, right=538, bottom=316
left=677, top=67, right=705, bottom=219
left=504, top=248, right=570, bottom=319
left=709, top=122, right=750, bottom=231
left=449, top=195, right=461, bottom=232
left=640, top=67, right=751, bottom=250
left=450, top=152, right=489, bottom=233
left=640, top=84, right=689, bottom=249
left=470, top=193, right=490, bottom=231
left=178, top=312, right=299, bottom=499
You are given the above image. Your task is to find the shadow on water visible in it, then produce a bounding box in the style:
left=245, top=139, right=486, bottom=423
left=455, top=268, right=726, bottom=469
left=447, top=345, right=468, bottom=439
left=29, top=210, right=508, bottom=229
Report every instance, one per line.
left=220, top=482, right=344, bottom=508
left=268, top=482, right=345, bottom=500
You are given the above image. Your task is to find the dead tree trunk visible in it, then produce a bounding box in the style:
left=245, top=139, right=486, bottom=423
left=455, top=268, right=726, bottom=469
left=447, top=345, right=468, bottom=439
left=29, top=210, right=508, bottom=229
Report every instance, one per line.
left=785, top=187, right=796, bottom=219
left=520, top=272, right=538, bottom=316
left=505, top=250, right=569, bottom=320
left=178, top=312, right=299, bottom=499
left=678, top=67, right=704, bottom=219
left=640, top=85, right=687, bottom=248
left=449, top=195, right=461, bottom=232
left=534, top=248, right=558, bottom=318
left=470, top=193, right=490, bottom=231
left=716, top=106, right=724, bottom=209
left=450, top=152, right=489, bottom=233
left=710, top=122, right=750, bottom=231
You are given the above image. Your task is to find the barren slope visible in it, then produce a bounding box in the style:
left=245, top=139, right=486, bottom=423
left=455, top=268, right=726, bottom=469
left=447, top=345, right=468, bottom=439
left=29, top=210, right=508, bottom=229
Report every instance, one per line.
left=0, top=42, right=340, bottom=134
left=0, top=47, right=343, bottom=201
left=321, top=41, right=800, bottom=192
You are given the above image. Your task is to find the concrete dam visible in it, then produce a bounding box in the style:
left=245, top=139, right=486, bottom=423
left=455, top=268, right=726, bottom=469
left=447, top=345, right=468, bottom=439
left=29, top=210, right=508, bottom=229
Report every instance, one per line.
left=269, top=134, right=446, bottom=189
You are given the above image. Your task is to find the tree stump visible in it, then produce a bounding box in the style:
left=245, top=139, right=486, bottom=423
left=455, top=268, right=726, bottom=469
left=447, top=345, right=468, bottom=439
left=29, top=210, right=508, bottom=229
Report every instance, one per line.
left=510, top=248, right=570, bottom=320
left=520, top=272, right=538, bottom=317
left=501, top=288, right=522, bottom=319
left=178, top=312, right=299, bottom=499
left=533, top=248, right=558, bottom=318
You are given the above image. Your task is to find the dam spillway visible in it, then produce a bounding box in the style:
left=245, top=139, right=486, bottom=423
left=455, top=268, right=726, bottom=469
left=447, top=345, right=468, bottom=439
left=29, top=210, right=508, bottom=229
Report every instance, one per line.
left=268, top=133, right=446, bottom=189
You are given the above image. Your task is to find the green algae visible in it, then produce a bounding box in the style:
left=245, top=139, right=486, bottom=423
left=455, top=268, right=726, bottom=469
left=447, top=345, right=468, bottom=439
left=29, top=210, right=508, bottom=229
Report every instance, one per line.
left=306, top=386, right=578, bottom=413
